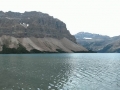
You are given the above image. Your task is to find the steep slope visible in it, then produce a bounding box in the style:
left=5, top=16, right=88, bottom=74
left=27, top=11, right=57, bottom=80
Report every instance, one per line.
left=75, top=32, right=120, bottom=53
left=0, top=35, right=88, bottom=53
left=0, top=11, right=88, bottom=53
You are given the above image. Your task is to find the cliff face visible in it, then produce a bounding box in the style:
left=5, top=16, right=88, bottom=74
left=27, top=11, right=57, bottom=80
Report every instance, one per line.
left=0, top=11, right=88, bottom=53
left=0, top=11, right=76, bottom=43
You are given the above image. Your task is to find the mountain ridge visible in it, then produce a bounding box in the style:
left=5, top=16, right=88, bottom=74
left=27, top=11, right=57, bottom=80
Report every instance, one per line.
left=75, top=32, right=120, bottom=53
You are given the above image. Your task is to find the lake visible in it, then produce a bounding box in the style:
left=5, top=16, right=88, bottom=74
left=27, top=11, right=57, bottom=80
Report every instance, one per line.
left=0, top=53, right=120, bottom=90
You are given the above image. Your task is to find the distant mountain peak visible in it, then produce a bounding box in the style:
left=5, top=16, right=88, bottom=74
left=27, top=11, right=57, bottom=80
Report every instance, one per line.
left=74, top=32, right=120, bottom=53
left=75, top=32, right=110, bottom=40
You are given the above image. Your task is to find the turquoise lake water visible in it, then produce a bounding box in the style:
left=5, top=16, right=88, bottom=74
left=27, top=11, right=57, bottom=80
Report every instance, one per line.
left=0, top=53, right=120, bottom=90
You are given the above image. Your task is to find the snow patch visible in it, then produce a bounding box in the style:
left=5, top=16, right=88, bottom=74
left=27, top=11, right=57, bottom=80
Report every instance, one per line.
left=83, top=37, right=92, bottom=39
left=20, top=23, right=29, bottom=28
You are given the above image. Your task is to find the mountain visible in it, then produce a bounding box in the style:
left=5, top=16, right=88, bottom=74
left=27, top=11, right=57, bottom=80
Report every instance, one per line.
left=0, top=11, right=88, bottom=53
left=75, top=32, right=120, bottom=53
left=99, top=36, right=120, bottom=52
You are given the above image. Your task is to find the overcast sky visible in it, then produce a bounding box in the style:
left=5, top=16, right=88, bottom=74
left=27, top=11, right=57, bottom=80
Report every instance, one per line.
left=0, top=0, right=120, bottom=36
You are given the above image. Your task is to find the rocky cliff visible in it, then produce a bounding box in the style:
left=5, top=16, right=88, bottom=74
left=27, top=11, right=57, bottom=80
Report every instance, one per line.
left=0, top=11, right=76, bottom=42
left=0, top=11, right=88, bottom=53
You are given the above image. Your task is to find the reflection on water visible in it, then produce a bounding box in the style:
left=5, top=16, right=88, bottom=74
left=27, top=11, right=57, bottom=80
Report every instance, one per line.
left=0, top=54, right=120, bottom=90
